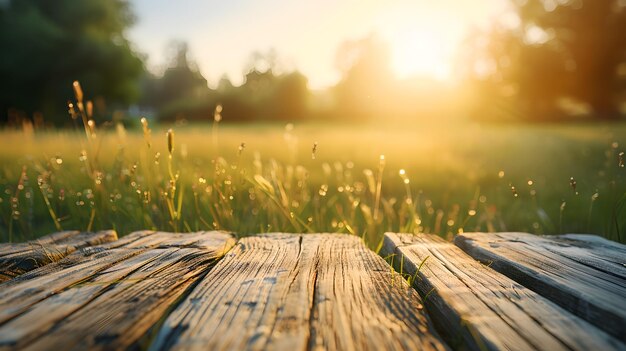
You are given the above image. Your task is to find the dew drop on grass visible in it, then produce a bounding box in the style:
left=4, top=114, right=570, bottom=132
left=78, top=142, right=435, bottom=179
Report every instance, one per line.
left=498, top=170, right=505, bottom=178
left=569, top=177, right=577, bottom=194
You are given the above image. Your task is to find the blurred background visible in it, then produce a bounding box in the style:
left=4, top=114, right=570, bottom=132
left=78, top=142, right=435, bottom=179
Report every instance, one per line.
left=0, top=0, right=625, bottom=244
left=1, top=0, right=624, bottom=125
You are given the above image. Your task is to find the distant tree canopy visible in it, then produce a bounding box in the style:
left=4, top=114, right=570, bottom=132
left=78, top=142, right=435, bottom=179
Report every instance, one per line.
left=465, top=0, right=626, bottom=120
left=140, top=41, right=212, bottom=121
left=0, top=0, right=144, bottom=124
left=145, top=47, right=310, bottom=122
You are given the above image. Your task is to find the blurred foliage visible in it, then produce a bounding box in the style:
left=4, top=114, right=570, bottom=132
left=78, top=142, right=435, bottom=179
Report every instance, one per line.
left=464, top=0, right=626, bottom=121
left=0, top=0, right=144, bottom=125
left=141, top=45, right=310, bottom=122
left=140, top=41, right=212, bottom=121
left=0, top=0, right=625, bottom=125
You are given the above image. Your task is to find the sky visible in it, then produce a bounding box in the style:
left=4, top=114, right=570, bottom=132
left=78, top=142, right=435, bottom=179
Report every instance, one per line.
left=128, top=0, right=507, bottom=89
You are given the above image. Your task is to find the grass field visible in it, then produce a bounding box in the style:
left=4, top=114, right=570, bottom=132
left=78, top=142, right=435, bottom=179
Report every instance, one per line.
left=1, top=119, right=625, bottom=247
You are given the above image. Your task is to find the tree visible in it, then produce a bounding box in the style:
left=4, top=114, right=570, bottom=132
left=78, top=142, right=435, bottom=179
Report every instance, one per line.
left=0, top=0, right=144, bottom=124
left=465, top=0, right=626, bottom=120
left=143, top=41, right=213, bottom=121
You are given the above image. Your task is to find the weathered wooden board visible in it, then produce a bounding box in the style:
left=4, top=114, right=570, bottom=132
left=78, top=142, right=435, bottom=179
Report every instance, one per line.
left=151, top=234, right=448, bottom=351
left=0, top=231, right=235, bottom=350
left=455, top=232, right=626, bottom=342
left=382, top=232, right=623, bottom=351
left=0, top=230, right=118, bottom=282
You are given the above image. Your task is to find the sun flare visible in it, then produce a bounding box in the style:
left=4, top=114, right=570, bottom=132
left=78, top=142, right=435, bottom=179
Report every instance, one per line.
left=388, top=28, right=452, bottom=81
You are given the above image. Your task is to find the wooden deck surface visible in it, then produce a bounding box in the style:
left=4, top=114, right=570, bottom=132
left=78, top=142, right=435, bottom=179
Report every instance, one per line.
left=381, top=232, right=623, bottom=351
left=455, top=232, right=626, bottom=342
left=151, top=234, right=446, bottom=351
left=0, top=230, right=624, bottom=351
left=0, top=231, right=235, bottom=350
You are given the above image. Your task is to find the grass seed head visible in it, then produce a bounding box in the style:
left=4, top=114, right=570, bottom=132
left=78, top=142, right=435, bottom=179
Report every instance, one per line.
left=86, top=100, right=93, bottom=118
left=87, top=119, right=96, bottom=137
left=68, top=102, right=77, bottom=120
left=72, top=81, right=83, bottom=102
left=214, top=104, right=223, bottom=122
left=167, top=128, right=174, bottom=155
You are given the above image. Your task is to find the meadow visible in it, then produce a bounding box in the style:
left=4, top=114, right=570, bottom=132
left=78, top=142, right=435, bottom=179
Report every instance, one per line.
left=1, top=118, right=625, bottom=248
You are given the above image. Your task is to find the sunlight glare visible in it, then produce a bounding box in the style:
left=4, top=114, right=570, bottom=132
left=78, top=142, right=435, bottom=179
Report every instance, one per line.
left=388, top=28, right=451, bottom=81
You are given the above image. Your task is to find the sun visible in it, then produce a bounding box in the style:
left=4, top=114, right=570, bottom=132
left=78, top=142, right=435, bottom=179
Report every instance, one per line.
left=386, top=28, right=453, bottom=81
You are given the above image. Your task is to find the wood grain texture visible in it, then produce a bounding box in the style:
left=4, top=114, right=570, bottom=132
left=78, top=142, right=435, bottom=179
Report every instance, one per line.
left=151, top=234, right=448, bottom=351
left=0, top=230, right=118, bottom=282
left=455, top=232, right=626, bottom=342
left=0, top=231, right=235, bottom=351
left=382, top=232, right=623, bottom=351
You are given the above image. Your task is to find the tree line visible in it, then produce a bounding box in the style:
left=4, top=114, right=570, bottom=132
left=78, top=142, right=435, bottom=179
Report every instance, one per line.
left=0, top=0, right=624, bottom=125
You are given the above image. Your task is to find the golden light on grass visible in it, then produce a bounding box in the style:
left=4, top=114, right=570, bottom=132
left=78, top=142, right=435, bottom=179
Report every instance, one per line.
left=2, top=81, right=625, bottom=243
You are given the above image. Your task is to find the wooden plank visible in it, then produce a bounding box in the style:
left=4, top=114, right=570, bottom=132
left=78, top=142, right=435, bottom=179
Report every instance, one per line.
left=0, top=231, right=80, bottom=256
left=454, top=232, right=626, bottom=342
left=381, top=232, right=623, bottom=351
left=151, top=234, right=448, bottom=351
left=0, top=230, right=158, bottom=286
left=0, top=231, right=235, bottom=350
left=0, top=230, right=118, bottom=282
